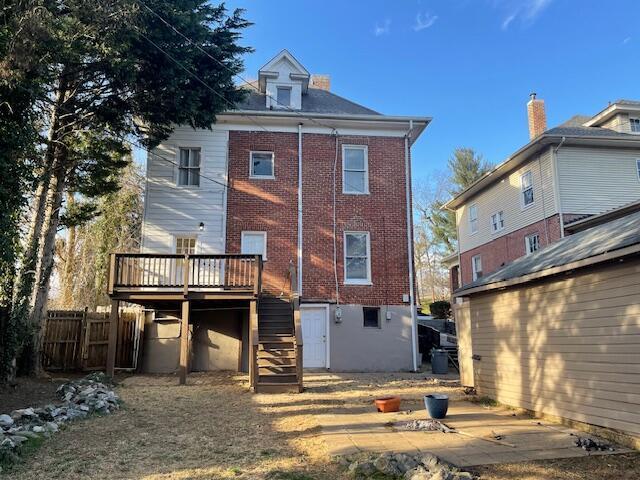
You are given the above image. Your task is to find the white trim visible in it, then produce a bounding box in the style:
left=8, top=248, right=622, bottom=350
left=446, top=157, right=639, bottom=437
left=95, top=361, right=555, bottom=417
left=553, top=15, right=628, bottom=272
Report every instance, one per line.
left=221, top=130, right=230, bottom=252
left=520, top=169, right=535, bottom=210
left=174, top=235, right=198, bottom=255
left=404, top=122, right=418, bottom=372
left=297, top=124, right=303, bottom=296
left=300, top=303, right=330, bottom=369
left=636, top=158, right=640, bottom=181
left=468, top=203, right=479, bottom=235
left=471, top=254, right=482, bottom=281
left=629, top=117, right=640, bottom=134
left=525, top=232, right=540, bottom=255
left=343, top=231, right=372, bottom=285
left=249, top=151, right=275, bottom=179
left=342, top=144, right=369, bottom=194
left=176, top=145, right=203, bottom=188
left=240, top=231, right=268, bottom=260
left=275, top=85, right=292, bottom=109
left=490, top=210, right=505, bottom=234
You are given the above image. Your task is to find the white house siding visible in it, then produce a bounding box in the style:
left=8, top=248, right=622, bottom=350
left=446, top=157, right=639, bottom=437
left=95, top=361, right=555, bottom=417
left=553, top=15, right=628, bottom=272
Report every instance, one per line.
left=457, top=149, right=557, bottom=254
left=557, top=146, right=640, bottom=215
left=141, top=125, right=229, bottom=254
left=600, top=113, right=631, bottom=133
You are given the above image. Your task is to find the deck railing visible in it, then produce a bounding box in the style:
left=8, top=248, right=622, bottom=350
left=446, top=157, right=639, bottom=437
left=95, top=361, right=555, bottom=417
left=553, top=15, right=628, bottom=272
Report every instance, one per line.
left=108, top=253, right=262, bottom=295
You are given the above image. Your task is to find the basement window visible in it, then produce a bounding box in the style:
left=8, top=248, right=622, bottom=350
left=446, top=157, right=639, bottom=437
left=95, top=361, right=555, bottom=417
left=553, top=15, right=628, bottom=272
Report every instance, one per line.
left=363, top=307, right=381, bottom=328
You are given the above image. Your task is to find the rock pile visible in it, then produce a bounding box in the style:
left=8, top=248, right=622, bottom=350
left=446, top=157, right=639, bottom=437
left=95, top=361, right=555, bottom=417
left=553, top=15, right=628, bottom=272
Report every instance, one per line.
left=339, top=452, right=475, bottom=479
left=0, top=372, right=120, bottom=463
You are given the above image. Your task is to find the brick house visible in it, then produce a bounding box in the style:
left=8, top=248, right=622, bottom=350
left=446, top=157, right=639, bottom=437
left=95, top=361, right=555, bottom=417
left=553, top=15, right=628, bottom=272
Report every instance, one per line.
left=108, top=50, right=430, bottom=390
left=444, top=96, right=640, bottom=288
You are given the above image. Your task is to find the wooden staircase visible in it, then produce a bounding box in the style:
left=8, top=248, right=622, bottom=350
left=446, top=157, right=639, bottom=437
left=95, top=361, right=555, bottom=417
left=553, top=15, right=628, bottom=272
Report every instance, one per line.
left=251, top=295, right=303, bottom=393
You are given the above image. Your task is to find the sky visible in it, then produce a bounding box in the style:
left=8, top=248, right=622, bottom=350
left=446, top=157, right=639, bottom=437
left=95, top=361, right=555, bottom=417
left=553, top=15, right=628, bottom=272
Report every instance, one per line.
left=224, top=0, right=640, bottom=182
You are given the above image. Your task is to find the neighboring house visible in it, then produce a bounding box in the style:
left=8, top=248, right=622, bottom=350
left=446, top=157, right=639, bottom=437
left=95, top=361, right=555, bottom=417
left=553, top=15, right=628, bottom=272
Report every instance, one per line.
left=108, top=50, right=430, bottom=390
left=444, top=96, right=640, bottom=287
left=454, top=208, right=640, bottom=443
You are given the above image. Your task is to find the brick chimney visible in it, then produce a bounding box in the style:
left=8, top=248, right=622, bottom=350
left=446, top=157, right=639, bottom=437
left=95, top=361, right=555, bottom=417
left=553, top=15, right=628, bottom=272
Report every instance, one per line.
left=527, top=92, right=547, bottom=139
left=310, top=74, right=330, bottom=91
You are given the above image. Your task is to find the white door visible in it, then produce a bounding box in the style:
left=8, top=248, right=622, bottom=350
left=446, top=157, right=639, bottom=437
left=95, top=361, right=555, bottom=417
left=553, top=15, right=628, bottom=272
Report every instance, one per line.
left=301, top=306, right=327, bottom=368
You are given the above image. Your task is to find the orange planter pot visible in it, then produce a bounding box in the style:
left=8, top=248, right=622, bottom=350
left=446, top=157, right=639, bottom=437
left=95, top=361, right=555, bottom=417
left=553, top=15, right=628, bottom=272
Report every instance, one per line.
left=374, top=396, right=401, bottom=413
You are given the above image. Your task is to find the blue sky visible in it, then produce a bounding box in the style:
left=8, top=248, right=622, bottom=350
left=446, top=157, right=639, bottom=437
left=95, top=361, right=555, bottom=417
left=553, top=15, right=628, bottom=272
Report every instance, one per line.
left=224, top=0, right=640, bottom=182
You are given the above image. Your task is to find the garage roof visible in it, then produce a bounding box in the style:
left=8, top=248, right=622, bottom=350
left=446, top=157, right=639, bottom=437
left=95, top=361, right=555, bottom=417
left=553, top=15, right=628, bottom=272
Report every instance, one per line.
left=455, top=210, right=640, bottom=295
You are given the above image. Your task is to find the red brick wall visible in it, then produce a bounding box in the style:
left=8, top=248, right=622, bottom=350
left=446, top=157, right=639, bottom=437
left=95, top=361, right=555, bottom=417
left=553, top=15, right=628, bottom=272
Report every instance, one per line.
left=226, top=131, right=412, bottom=305
left=459, top=215, right=562, bottom=286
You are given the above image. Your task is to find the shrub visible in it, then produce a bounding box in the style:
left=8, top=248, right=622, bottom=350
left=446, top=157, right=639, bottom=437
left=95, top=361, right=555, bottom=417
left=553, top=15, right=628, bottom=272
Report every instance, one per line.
left=429, top=300, right=451, bottom=319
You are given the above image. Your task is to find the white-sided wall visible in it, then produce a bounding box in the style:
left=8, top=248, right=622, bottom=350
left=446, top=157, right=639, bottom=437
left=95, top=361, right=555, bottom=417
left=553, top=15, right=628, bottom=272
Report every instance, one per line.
left=141, top=125, right=229, bottom=254
left=557, top=146, right=640, bottom=215
left=457, top=149, right=557, bottom=254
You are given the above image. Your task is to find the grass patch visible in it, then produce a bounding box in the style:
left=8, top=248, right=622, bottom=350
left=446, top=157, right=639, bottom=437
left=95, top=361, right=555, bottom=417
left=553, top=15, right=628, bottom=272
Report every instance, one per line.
left=266, top=472, right=316, bottom=480
left=470, top=395, right=498, bottom=407
left=0, top=435, right=47, bottom=474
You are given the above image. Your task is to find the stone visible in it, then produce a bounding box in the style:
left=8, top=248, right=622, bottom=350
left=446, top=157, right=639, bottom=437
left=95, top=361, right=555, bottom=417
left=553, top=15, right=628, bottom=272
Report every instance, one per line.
left=429, top=467, right=456, bottom=480
left=46, top=422, right=59, bottom=432
left=32, top=425, right=45, bottom=433
left=419, top=453, right=440, bottom=469
left=348, top=460, right=376, bottom=478
left=374, top=454, right=402, bottom=476
left=393, top=453, right=419, bottom=473
left=1, top=438, right=15, bottom=449
left=404, top=466, right=432, bottom=480
left=8, top=435, right=28, bottom=446
left=0, top=414, right=13, bottom=427
left=454, top=473, right=474, bottom=479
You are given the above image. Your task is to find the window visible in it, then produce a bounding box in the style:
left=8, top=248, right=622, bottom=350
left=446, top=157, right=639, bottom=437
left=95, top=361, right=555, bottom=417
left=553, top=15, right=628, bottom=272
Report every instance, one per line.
left=250, top=151, right=274, bottom=178
left=636, top=159, right=640, bottom=180
left=241, top=231, right=267, bottom=260
left=342, top=145, right=369, bottom=194
left=471, top=255, right=482, bottom=281
left=521, top=170, right=534, bottom=207
left=525, top=233, right=540, bottom=255
left=491, top=211, right=505, bottom=233
left=344, top=231, right=371, bottom=284
left=276, top=86, right=291, bottom=107
left=363, top=307, right=381, bottom=328
left=631, top=118, right=640, bottom=133
left=176, top=237, right=196, bottom=255
left=468, top=204, right=479, bottom=234
left=178, top=148, right=200, bottom=186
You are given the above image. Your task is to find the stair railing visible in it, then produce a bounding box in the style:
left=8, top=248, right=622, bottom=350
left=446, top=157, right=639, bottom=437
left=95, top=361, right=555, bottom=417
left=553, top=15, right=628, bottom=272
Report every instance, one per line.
left=288, top=261, right=303, bottom=392
left=249, top=299, right=259, bottom=390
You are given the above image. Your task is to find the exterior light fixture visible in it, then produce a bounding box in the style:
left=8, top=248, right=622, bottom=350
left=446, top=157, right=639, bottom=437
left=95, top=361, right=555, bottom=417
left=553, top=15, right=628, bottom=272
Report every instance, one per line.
left=199, top=222, right=205, bottom=231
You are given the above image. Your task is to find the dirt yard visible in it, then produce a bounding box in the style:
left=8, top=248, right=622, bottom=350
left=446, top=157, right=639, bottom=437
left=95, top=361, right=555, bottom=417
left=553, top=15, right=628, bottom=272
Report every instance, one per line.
left=3, top=372, right=640, bottom=479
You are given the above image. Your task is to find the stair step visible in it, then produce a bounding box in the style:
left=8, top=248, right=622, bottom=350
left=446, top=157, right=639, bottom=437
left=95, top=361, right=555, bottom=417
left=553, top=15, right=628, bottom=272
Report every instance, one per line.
left=257, top=352, right=296, bottom=360
left=258, top=373, right=298, bottom=383
left=258, top=358, right=296, bottom=366
left=255, top=382, right=301, bottom=394
left=259, top=365, right=297, bottom=375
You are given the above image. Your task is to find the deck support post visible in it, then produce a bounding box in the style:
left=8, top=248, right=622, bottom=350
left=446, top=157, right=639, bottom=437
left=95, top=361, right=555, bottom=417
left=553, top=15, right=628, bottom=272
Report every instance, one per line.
left=106, top=299, right=119, bottom=378
left=249, top=299, right=258, bottom=390
left=179, top=300, right=190, bottom=385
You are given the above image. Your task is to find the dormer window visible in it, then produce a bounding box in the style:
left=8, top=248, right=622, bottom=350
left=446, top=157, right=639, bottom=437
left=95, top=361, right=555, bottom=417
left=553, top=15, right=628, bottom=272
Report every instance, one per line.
left=631, top=118, right=640, bottom=133
left=276, top=86, right=291, bottom=108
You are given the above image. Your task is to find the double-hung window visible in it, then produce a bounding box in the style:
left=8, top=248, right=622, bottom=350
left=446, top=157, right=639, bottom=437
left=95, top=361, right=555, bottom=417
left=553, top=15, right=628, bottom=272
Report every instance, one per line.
left=276, top=86, right=291, bottom=107
left=250, top=151, right=275, bottom=178
left=636, top=159, right=640, bottom=180
left=344, top=231, right=371, bottom=284
left=178, top=148, right=201, bottom=187
left=491, top=211, right=505, bottom=233
left=342, top=145, right=369, bottom=194
left=471, top=255, right=482, bottom=281
left=525, top=233, right=540, bottom=255
left=241, top=231, right=267, bottom=260
left=630, top=118, right=640, bottom=133
left=521, top=170, right=534, bottom=207
left=468, top=204, right=479, bottom=234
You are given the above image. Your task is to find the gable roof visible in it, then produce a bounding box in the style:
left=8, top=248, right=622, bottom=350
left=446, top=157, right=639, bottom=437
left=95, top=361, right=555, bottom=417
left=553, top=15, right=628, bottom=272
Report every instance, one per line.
left=455, top=210, right=640, bottom=295
left=235, top=87, right=380, bottom=116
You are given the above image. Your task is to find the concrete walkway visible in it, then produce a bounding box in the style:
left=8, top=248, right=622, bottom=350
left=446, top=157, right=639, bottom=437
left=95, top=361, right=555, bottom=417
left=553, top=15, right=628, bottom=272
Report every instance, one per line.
left=316, top=400, right=629, bottom=467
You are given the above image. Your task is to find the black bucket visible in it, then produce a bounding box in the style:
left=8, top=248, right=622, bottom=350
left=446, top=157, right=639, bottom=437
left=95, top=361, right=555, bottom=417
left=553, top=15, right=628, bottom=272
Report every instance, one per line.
left=424, top=394, right=449, bottom=419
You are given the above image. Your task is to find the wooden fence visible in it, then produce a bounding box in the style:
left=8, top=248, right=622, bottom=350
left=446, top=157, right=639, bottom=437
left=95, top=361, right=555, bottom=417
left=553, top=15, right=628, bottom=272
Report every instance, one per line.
left=42, top=309, right=142, bottom=372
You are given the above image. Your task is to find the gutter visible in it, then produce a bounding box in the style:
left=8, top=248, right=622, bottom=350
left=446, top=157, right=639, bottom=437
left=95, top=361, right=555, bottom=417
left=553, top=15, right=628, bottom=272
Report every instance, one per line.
left=404, top=119, right=418, bottom=372
left=297, top=123, right=303, bottom=295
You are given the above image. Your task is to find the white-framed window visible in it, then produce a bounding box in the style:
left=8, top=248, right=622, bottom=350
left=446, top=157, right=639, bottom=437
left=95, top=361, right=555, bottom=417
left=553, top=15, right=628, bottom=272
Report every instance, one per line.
left=344, top=231, right=371, bottom=284
left=636, top=158, right=640, bottom=180
left=521, top=170, right=534, bottom=207
left=342, top=145, right=369, bottom=194
left=471, top=254, right=482, bottom=281
left=250, top=151, right=275, bottom=179
left=177, top=147, right=201, bottom=187
left=276, top=86, right=291, bottom=107
left=525, top=233, right=540, bottom=255
left=468, top=204, right=479, bottom=234
left=491, top=211, right=505, bottom=233
left=175, top=236, right=197, bottom=255
left=630, top=118, right=640, bottom=133
left=241, top=231, right=267, bottom=260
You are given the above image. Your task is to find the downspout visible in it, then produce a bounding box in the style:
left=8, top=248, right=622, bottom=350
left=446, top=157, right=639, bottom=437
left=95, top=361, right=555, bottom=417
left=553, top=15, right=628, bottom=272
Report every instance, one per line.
left=552, top=137, right=567, bottom=238
left=297, top=123, right=303, bottom=295
left=405, top=120, right=418, bottom=372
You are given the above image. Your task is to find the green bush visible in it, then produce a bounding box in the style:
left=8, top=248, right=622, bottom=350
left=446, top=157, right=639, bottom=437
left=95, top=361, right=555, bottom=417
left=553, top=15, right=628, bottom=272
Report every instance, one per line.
left=429, top=300, right=451, bottom=319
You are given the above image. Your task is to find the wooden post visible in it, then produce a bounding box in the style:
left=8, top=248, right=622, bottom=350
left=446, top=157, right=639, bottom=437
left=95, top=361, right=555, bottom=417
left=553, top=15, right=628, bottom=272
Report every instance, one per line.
left=249, top=299, right=258, bottom=390
left=106, top=299, right=119, bottom=378
left=183, top=254, right=189, bottom=297
left=107, top=253, right=116, bottom=295
left=179, top=300, right=190, bottom=385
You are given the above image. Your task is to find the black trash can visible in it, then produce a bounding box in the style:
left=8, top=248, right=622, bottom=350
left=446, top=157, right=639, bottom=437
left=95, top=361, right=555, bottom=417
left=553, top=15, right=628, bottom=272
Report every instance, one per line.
left=431, top=349, right=448, bottom=374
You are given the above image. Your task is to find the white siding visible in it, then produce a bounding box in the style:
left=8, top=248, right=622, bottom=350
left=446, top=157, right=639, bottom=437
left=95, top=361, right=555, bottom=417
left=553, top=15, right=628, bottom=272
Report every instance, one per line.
left=557, top=146, right=640, bottom=215
left=457, top=149, right=557, bottom=254
left=141, top=126, right=229, bottom=254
